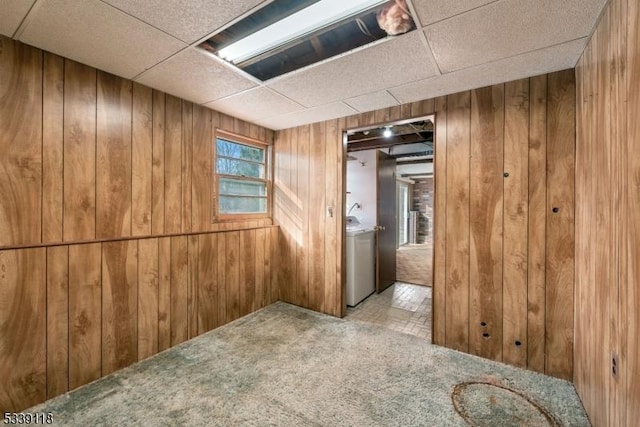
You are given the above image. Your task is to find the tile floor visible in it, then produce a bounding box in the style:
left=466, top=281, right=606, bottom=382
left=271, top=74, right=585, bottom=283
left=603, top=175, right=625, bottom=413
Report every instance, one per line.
left=396, top=243, right=432, bottom=286
left=345, top=282, right=432, bottom=342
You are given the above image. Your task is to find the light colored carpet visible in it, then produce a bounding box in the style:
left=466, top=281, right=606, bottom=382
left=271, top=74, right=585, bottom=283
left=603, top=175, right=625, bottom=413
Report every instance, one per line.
left=30, top=302, right=589, bottom=426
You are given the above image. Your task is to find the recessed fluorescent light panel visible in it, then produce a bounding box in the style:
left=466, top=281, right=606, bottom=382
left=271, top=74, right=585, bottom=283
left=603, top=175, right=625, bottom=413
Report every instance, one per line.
left=199, top=0, right=416, bottom=81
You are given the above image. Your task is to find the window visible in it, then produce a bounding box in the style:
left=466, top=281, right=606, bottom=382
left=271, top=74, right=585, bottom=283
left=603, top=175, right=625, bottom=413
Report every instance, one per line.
left=214, top=130, right=270, bottom=218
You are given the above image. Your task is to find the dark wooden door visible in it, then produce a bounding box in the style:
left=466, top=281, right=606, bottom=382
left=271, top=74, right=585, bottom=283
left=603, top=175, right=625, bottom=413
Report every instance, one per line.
left=377, top=151, right=396, bottom=292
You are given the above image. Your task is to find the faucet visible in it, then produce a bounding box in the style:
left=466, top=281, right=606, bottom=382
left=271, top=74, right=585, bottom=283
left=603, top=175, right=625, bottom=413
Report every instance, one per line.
left=348, top=202, right=361, bottom=215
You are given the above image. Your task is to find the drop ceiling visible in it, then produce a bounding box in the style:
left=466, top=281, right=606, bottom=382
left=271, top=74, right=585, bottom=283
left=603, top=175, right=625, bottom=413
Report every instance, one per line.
left=2, top=0, right=607, bottom=131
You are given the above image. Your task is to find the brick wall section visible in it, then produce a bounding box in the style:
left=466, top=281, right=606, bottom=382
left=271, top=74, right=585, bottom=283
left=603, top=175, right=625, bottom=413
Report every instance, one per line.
left=411, top=178, right=433, bottom=244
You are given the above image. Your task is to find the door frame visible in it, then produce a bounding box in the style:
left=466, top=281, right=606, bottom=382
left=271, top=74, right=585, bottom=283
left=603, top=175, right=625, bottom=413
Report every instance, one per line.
left=341, top=114, right=436, bottom=317
left=397, top=181, right=410, bottom=247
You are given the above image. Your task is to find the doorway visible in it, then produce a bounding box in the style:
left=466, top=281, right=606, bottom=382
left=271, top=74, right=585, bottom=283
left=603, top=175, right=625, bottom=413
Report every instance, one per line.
left=343, top=116, right=434, bottom=341
left=396, top=177, right=433, bottom=287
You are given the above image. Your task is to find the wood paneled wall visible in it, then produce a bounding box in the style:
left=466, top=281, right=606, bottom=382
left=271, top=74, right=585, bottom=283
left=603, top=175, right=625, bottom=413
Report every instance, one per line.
left=0, top=36, right=275, bottom=249
left=0, top=229, right=277, bottom=412
left=575, top=0, right=639, bottom=425
left=274, top=121, right=342, bottom=316
left=0, top=37, right=278, bottom=412
left=273, top=70, right=576, bottom=380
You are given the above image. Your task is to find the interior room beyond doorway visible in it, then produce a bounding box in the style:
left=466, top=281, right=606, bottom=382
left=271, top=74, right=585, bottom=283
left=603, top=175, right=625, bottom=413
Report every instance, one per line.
left=343, top=116, right=434, bottom=339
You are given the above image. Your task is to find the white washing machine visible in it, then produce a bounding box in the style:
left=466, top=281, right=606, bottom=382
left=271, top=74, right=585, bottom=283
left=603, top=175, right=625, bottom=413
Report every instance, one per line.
left=346, top=217, right=376, bottom=307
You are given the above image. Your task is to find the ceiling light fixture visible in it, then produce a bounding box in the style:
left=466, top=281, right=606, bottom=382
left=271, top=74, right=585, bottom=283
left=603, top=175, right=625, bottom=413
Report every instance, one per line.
left=218, top=0, right=388, bottom=64
left=383, top=127, right=393, bottom=138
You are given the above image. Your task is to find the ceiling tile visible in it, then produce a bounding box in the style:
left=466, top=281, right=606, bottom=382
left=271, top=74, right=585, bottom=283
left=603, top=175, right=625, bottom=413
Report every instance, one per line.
left=389, top=38, right=587, bottom=104
left=18, top=0, right=186, bottom=79
left=268, top=31, right=439, bottom=108
left=135, top=48, right=257, bottom=104
left=410, top=0, right=496, bottom=26
left=424, top=0, right=607, bottom=73
left=101, top=0, right=265, bottom=44
left=255, top=102, right=357, bottom=130
left=344, top=90, right=399, bottom=113
left=205, top=87, right=304, bottom=123
left=0, top=0, right=36, bottom=37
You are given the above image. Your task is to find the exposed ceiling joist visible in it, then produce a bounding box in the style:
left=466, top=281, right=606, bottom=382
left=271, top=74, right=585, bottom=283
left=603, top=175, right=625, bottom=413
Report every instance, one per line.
left=347, top=133, right=432, bottom=152
left=401, top=173, right=433, bottom=178
left=396, top=158, right=433, bottom=165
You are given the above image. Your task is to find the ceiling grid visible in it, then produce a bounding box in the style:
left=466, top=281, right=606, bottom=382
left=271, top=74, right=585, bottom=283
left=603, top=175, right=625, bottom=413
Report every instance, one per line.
left=0, top=0, right=608, bottom=130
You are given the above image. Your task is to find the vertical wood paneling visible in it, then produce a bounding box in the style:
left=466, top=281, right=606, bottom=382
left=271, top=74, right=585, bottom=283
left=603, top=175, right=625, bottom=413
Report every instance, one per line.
left=131, top=83, right=153, bottom=236
left=182, top=102, right=193, bottom=233
left=433, top=96, right=447, bottom=345
left=576, top=9, right=606, bottom=424
left=216, top=233, right=228, bottom=324
left=0, top=30, right=590, bottom=411
left=503, top=79, right=530, bottom=368
left=0, top=36, right=278, bottom=411
left=0, top=248, right=46, bottom=412
left=374, top=107, right=391, bottom=124
left=69, top=243, right=101, bottom=390
left=187, top=235, right=198, bottom=339
left=255, top=227, right=267, bottom=309
left=411, top=99, right=435, bottom=117
left=594, top=13, right=614, bottom=424
left=308, top=122, right=326, bottom=312
left=275, top=128, right=294, bottom=304
left=102, top=241, right=137, bottom=375
left=585, top=29, right=600, bottom=423
left=280, top=128, right=296, bottom=305
left=158, top=237, right=171, bottom=351
left=96, top=72, right=132, bottom=239
left=608, top=2, right=625, bottom=424
left=324, top=120, right=344, bottom=316
left=296, top=126, right=310, bottom=308
left=527, top=75, right=548, bottom=373
left=388, top=105, right=402, bottom=122
left=469, top=85, right=504, bottom=360
left=575, top=0, right=638, bottom=424
left=587, top=29, right=601, bottom=418
left=358, top=111, right=377, bottom=128
left=151, top=91, right=166, bottom=235
left=225, top=231, right=240, bottom=322
left=42, top=53, right=64, bottom=243
left=268, top=226, right=277, bottom=304
left=336, top=118, right=346, bottom=318
left=170, top=236, right=188, bottom=346
left=0, top=40, right=42, bottom=247
left=198, top=233, right=219, bottom=333
left=165, top=96, right=183, bottom=234
left=46, top=246, right=68, bottom=399
left=239, top=230, right=256, bottom=316
left=233, top=116, right=247, bottom=136
left=274, top=72, right=575, bottom=381
left=444, top=91, right=471, bottom=352
left=545, top=69, right=575, bottom=380
left=64, top=61, right=96, bottom=241
left=626, top=1, right=640, bottom=424
left=137, top=238, right=159, bottom=360
left=192, top=105, right=212, bottom=231
left=574, top=50, right=590, bottom=421
left=220, top=113, right=235, bottom=133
